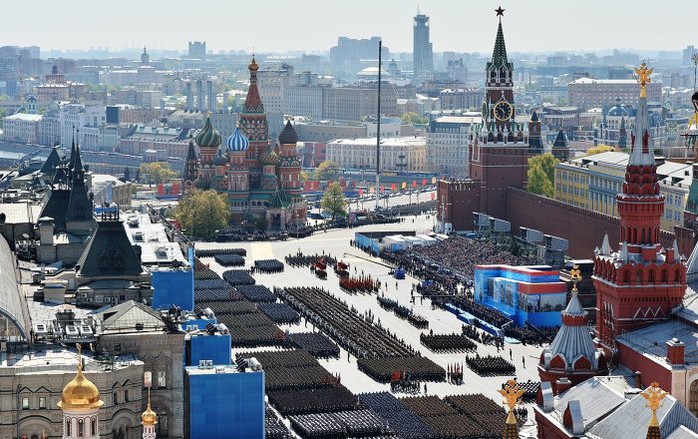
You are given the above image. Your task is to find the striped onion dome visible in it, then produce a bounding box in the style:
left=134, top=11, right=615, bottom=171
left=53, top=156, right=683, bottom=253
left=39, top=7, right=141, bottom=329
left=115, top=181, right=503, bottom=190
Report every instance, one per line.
left=195, top=116, right=222, bottom=148
left=226, top=127, right=249, bottom=152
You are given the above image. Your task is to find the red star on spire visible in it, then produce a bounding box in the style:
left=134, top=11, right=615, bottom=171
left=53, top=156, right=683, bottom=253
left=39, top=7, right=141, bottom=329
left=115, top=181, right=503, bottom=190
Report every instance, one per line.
left=495, top=6, right=505, bottom=17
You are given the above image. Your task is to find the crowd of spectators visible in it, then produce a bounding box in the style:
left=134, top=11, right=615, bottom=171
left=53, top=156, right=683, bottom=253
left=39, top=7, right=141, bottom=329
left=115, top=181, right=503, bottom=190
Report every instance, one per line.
left=414, top=236, right=538, bottom=278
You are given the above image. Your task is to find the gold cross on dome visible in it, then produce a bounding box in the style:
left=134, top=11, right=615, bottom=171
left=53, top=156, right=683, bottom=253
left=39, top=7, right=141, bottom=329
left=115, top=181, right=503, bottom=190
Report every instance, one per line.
left=635, top=62, right=653, bottom=98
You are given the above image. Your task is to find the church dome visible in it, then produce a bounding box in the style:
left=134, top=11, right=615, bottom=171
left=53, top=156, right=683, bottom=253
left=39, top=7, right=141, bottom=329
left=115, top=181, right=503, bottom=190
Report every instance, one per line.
left=226, top=127, right=249, bottom=152
left=248, top=56, right=259, bottom=72
left=195, top=116, right=222, bottom=148
left=607, top=98, right=629, bottom=117
left=260, top=148, right=280, bottom=166
left=58, top=348, right=103, bottom=411
left=278, top=120, right=298, bottom=145
left=142, top=402, right=157, bottom=426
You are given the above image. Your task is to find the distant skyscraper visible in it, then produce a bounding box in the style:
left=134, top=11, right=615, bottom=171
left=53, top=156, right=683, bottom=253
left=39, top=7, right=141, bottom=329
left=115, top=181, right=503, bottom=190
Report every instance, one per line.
left=188, top=41, right=206, bottom=60
left=684, top=45, right=696, bottom=65
left=413, top=11, right=433, bottom=84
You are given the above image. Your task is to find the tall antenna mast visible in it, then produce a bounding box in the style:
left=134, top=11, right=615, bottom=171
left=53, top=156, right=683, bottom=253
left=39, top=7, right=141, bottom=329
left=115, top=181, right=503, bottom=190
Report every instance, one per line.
left=375, top=40, right=382, bottom=211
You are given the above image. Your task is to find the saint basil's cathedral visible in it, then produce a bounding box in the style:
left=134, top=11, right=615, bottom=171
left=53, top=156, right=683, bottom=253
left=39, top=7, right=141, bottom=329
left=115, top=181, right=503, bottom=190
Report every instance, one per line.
left=182, top=57, right=306, bottom=230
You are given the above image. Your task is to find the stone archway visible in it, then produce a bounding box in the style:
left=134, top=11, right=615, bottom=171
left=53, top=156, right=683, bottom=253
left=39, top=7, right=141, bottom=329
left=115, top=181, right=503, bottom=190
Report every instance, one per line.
left=690, top=380, right=698, bottom=416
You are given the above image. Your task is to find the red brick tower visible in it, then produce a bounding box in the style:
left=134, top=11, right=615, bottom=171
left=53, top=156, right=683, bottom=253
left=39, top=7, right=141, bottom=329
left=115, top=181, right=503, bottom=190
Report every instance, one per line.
left=593, top=63, right=687, bottom=352
left=239, top=56, right=268, bottom=191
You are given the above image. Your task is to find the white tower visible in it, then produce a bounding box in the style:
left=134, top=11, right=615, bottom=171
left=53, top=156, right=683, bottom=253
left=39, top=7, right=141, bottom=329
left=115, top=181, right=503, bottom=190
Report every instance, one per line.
left=58, top=344, right=103, bottom=439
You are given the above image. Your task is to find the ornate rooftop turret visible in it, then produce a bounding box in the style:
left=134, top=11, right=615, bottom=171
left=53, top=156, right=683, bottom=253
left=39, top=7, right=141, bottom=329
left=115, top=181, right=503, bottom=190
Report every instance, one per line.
left=278, top=119, right=298, bottom=145
left=539, top=266, right=607, bottom=392
left=195, top=116, right=222, bottom=149
left=226, top=126, right=250, bottom=152
left=141, top=387, right=157, bottom=439
left=243, top=56, right=264, bottom=113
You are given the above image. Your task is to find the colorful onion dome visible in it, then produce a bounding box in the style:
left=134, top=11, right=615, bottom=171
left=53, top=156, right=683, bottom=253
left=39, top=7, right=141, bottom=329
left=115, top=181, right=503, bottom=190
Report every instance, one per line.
left=195, top=116, right=222, bottom=148
left=278, top=120, right=298, bottom=145
left=248, top=56, right=259, bottom=72
left=226, top=127, right=249, bottom=152
left=260, top=148, right=280, bottom=166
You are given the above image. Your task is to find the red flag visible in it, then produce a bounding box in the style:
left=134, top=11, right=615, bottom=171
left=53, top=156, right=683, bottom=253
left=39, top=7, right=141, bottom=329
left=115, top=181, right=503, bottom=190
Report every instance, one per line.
left=358, top=188, right=364, bottom=196
left=380, top=185, right=385, bottom=192
left=157, top=184, right=165, bottom=195
left=422, top=178, right=427, bottom=186
left=412, top=180, right=417, bottom=188
left=391, top=183, right=396, bottom=191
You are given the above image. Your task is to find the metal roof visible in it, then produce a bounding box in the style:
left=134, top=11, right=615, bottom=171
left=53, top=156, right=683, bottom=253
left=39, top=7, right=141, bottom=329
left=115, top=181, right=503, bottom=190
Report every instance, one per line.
left=588, top=391, right=698, bottom=439
left=0, top=235, right=29, bottom=339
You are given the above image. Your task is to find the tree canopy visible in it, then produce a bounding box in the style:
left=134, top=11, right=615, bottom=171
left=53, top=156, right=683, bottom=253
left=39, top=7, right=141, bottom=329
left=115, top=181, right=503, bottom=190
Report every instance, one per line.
left=527, top=153, right=559, bottom=198
left=586, top=145, right=615, bottom=156
left=401, top=112, right=429, bottom=125
left=175, top=189, right=230, bottom=238
left=321, top=181, right=347, bottom=220
left=139, top=162, right=179, bottom=184
left=314, top=160, right=340, bottom=181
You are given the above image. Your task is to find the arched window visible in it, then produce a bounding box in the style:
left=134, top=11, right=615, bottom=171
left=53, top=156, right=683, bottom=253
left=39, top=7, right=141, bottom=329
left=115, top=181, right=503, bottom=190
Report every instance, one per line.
left=91, top=418, right=96, bottom=436
left=66, top=419, right=72, bottom=436
left=78, top=418, right=84, bottom=437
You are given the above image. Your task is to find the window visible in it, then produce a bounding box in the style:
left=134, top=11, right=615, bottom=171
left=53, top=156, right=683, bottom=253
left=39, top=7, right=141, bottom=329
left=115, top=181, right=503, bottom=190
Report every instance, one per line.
left=124, top=390, right=129, bottom=402
left=113, top=392, right=118, bottom=404
left=158, top=371, right=167, bottom=388
left=39, top=397, right=46, bottom=409
left=66, top=419, right=71, bottom=436
left=78, top=419, right=84, bottom=437
left=91, top=418, right=96, bottom=435
left=21, top=397, right=29, bottom=409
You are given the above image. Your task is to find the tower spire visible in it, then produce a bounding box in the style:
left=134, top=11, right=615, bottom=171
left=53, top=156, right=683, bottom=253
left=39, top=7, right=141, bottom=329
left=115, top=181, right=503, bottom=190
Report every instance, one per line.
left=492, top=7, right=509, bottom=67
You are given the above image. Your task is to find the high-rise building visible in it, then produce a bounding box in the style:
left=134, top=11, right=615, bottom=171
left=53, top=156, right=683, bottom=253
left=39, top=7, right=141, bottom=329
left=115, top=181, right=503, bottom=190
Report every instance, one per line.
left=413, top=12, right=433, bottom=83
left=683, top=45, right=696, bottom=65
left=188, top=41, right=206, bottom=60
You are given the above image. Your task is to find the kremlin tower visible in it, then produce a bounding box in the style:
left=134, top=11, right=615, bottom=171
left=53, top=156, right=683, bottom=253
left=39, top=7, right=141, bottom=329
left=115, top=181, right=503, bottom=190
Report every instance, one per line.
left=592, top=63, right=687, bottom=352
left=538, top=266, right=607, bottom=392
left=58, top=344, right=103, bottom=439
left=239, top=56, right=268, bottom=191
left=182, top=134, right=199, bottom=192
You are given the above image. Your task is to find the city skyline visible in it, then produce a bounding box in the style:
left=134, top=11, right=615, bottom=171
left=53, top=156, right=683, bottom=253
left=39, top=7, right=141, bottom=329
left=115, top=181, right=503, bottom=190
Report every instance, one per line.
left=4, top=0, right=697, bottom=55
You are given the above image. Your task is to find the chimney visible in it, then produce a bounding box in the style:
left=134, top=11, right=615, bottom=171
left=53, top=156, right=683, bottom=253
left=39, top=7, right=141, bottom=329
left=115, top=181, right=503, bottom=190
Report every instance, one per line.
left=667, top=338, right=685, bottom=365
left=555, top=377, right=572, bottom=394
left=634, top=371, right=642, bottom=389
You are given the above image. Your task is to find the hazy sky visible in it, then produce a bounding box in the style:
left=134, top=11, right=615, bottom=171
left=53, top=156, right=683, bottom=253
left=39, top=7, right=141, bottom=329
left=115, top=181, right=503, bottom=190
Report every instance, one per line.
left=6, top=0, right=697, bottom=54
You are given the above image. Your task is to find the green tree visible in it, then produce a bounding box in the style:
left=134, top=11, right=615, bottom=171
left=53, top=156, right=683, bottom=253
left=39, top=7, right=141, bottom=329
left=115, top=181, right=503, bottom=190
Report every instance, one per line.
left=586, top=145, right=615, bottom=156
left=314, top=160, right=340, bottom=181
left=175, top=189, right=230, bottom=238
left=527, top=153, right=559, bottom=198
left=139, top=162, right=179, bottom=184
left=321, top=182, right=347, bottom=220
left=401, top=112, right=429, bottom=125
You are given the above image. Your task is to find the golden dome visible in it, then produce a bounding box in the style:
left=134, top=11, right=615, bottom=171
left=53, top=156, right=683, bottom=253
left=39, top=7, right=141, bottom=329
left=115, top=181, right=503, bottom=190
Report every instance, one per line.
left=141, top=388, right=158, bottom=426
left=248, top=56, right=259, bottom=72
left=58, top=344, right=104, bottom=411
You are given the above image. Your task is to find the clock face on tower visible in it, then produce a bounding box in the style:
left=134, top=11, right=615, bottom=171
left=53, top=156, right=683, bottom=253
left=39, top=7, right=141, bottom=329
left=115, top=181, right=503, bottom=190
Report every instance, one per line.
left=494, top=101, right=513, bottom=121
